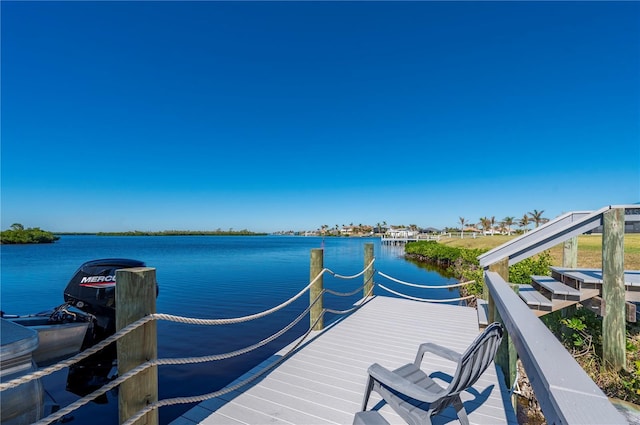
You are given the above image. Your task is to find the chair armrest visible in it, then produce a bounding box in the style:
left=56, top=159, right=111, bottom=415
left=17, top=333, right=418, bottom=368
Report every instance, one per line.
left=367, top=363, right=443, bottom=403
left=414, top=342, right=461, bottom=366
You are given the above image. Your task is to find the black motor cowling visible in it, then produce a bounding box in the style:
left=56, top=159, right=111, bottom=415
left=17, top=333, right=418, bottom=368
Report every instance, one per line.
left=63, top=258, right=149, bottom=336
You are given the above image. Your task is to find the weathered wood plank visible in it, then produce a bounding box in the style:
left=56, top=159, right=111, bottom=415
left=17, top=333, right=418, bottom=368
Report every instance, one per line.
left=116, top=267, right=158, bottom=425
left=310, top=248, right=324, bottom=331
left=602, top=208, right=626, bottom=370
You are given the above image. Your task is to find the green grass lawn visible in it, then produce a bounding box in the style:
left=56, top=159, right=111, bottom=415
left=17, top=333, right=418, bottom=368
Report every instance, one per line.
left=439, top=233, right=640, bottom=270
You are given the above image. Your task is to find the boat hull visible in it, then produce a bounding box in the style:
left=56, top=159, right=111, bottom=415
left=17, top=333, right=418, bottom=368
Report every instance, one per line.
left=8, top=317, right=90, bottom=365
left=1, top=319, right=45, bottom=425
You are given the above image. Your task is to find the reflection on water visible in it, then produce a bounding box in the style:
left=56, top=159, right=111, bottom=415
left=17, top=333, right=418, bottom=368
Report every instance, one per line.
left=404, top=256, right=457, bottom=278
left=611, top=398, right=640, bottom=424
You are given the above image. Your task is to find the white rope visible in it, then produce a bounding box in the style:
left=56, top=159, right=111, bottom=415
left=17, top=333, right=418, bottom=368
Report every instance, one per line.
left=377, top=284, right=475, bottom=303
left=33, top=294, right=324, bottom=425
left=16, top=262, right=376, bottom=422
left=33, top=358, right=153, bottom=425
left=324, top=284, right=366, bottom=297
left=152, top=274, right=322, bottom=326
left=378, top=271, right=474, bottom=289
left=327, top=258, right=375, bottom=279
left=325, top=283, right=375, bottom=315
left=1, top=268, right=336, bottom=392
left=154, top=294, right=321, bottom=365
left=122, top=310, right=326, bottom=425
left=0, top=315, right=155, bottom=392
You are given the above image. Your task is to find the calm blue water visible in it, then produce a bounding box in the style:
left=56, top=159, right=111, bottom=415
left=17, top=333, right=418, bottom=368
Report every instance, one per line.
left=1, top=235, right=458, bottom=424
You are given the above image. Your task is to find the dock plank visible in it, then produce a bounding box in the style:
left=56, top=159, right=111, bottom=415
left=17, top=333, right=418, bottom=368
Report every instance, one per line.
left=172, top=296, right=517, bottom=425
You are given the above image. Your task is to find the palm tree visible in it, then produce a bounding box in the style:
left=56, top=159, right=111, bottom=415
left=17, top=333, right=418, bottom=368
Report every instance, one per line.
left=490, top=216, right=496, bottom=235
left=519, top=214, right=530, bottom=233
left=479, top=217, right=491, bottom=235
left=459, top=217, right=466, bottom=239
left=502, top=216, right=515, bottom=235
left=528, top=209, right=546, bottom=228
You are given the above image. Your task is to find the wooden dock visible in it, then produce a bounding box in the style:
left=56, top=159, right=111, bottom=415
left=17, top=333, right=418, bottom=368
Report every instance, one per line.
left=171, top=296, right=517, bottom=425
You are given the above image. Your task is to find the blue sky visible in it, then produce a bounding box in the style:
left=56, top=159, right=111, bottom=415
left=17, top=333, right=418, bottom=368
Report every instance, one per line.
left=2, top=1, right=639, bottom=233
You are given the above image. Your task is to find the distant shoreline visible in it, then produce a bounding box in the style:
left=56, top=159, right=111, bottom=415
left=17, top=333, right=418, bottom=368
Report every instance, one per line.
left=55, top=231, right=268, bottom=237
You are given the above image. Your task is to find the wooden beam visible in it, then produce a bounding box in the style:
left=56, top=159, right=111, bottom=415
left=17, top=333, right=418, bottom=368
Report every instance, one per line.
left=602, top=208, right=626, bottom=370
left=116, top=267, right=158, bottom=425
left=562, top=236, right=578, bottom=268
left=561, top=237, right=579, bottom=317
left=364, top=243, right=374, bottom=298
left=581, top=297, right=636, bottom=324
left=310, top=249, right=324, bottom=331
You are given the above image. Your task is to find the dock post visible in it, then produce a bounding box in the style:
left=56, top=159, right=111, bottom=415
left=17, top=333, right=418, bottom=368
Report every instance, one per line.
left=602, top=208, right=626, bottom=370
left=116, top=267, right=158, bottom=425
left=562, top=237, right=578, bottom=317
left=364, top=243, right=374, bottom=298
left=488, top=258, right=517, bottom=403
left=563, top=236, right=578, bottom=268
left=310, top=248, right=324, bottom=331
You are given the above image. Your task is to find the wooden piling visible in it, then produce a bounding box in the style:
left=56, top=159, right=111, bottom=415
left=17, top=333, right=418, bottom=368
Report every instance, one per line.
left=310, top=248, right=324, bottom=331
left=602, top=208, right=626, bottom=370
left=116, top=267, right=158, bottom=425
left=562, top=236, right=578, bottom=317
left=562, top=236, right=578, bottom=268
left=364, top=243, right=374, bottom=298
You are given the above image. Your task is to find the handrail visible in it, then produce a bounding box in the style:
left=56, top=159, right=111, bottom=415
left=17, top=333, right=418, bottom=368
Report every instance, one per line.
left=485, top=271, right=626, bottom=424
left=478, top=204, right=640, bottom=268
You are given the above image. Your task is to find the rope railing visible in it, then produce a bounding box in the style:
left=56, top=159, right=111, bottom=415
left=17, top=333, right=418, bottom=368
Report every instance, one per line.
left=0, top=314, right=155, bottom=392
left=122, top=311, right=328, bottom=425
left=324, top=272, right=373, bottom=297
left=377, top=271, right=475, bottom=289
left=125, top=280, right=376, bottom=424
left=6, top=257, right=374, bottom=425
left=376, top=270, right=476, bottom=303
left=377, top=283, right=476, bottom=303
left=0, top=266, right=345, bottom=392
left=326, top=258, right=375, bottom=279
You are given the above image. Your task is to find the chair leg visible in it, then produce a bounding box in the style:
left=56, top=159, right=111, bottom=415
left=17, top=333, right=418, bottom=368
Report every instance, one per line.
left=452, top=395, right=469, bottom=425
left=361, top=376, right=375, bottom=411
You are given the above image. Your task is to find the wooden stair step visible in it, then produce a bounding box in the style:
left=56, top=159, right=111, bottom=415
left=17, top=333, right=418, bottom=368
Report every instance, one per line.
left=531, top=275, right=581, bottom=301
left=518, top=284, right=553, bottom=311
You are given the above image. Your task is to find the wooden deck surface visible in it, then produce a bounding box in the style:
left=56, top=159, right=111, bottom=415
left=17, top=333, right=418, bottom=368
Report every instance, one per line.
left=171, top=296, right=517, bottom=425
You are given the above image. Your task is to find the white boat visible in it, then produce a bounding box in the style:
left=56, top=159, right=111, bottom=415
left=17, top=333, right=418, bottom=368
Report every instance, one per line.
left=0, top=318, right=45, bottom=425
left=3, top=305, right=92, bottom=366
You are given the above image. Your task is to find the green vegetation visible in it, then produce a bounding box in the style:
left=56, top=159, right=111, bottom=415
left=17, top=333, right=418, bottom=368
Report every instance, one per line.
left=543, top=309, right=640, bottom=403
left=404, top=240, right=552, bottom=296
left=406, top=235, right=640, bottom=405
left=96, top=229, right=267, bottom=236
left=405, top=241, right=486, bottom=295
left=0, top=223, right=60, bottom=244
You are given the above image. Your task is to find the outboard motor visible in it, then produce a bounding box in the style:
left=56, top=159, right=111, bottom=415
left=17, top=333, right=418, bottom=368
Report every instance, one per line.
left=63, top=259, right=152, bottom=339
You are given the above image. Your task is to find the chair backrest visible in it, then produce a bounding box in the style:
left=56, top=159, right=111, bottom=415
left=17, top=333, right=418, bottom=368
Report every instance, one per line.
left=446, top=322, right=503, bottom=395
